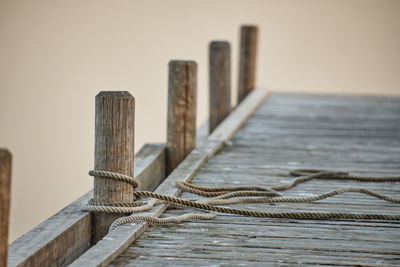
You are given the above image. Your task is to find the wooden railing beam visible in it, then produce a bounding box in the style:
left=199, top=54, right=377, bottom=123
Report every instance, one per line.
left=8, top=144, right=165, bottom=267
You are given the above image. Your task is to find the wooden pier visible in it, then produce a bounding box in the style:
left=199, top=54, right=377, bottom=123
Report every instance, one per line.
left=109, top=93, right=400, bottom=266
left=3, top=25, right=400, bottom=266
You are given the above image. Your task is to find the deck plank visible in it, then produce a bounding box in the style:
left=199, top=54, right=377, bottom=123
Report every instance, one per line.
left=109, top=93, right=400, bottom=266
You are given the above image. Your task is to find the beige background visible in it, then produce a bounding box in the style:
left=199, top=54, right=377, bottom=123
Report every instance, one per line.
left=1, top=0, right=399, bottom=242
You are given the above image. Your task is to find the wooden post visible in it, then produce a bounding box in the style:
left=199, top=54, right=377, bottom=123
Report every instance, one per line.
left=209, top=41, right=231, bottom=133
left=166, top=60, right=197, bottom=175
left=92, top=91, right=135, bottom=243
left=0, top=149, right=11, bottom=267
left=238, top=25, right=258, bottom=103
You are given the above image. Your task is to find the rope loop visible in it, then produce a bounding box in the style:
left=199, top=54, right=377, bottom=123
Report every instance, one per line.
left=85, top=170, right=145, bottom=214
left=89, top=170, right=139, bottom=188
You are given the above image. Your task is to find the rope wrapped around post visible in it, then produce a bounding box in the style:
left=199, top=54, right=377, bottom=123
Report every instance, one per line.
left=82, top=169, right=400, bottom=233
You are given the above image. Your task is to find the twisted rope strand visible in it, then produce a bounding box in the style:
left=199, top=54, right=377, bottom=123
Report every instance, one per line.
left=289, top=169, right=348, bottom=176
left=271, top=171, right=348, bottom=191
left=89, top=170, right=139, bottom=188
left=84, top=169, right=400, bottom=231
left=132, top=191, right=400, bottom=221
left=176, top=181, right=281, bottom=198
left=198, top=187, right=400, bottom=205
left=214, top=190, right=282, bottom=199
left=289, top=169, right=400, bottom=182
left=82, top=203, right=154, bottom=214
left=109, top=213, right=217, bottom=232
left=88, top=199, right=146, bottom=207
left=177, top=181, right=278, bottom=193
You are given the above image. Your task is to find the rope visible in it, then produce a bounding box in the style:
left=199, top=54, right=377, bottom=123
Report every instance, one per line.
left=132, top=190, right=400, bottom=220
left=109, top=213, right=217, bottom=232
left=88, top=170, right=139, bottom=188
left=88, top=199, right=146, bottom=207
left=84, top=169, right=400, bottom=232
left=175, top=182, right=281, bottom=198
left=197, top=187, right=400, bottom=205
left=82, top=202, right=155, bottom=214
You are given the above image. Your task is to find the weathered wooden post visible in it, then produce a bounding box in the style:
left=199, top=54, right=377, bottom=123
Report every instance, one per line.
left=0, top=149, right=11, bottom=267
left=92, top=91, right=135, bottom=243
left=238, top=25, right=258, bottom=103
left=166, top=61, right=197, bottom=175
left=209, top=41, right=231, bottom=133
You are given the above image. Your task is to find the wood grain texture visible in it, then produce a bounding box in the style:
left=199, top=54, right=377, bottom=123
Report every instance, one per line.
left=166, top=61, right=197, bottom=175
left=8, top=143, right=165, bottom=267
left=238, top=25, right=258, bottom=103
left=134, top=144, right=165, bottom=191
left=209, top=41, right=231, bottom=133
left=93, top=91, right=135, bottom=243
left=109, top=93, right=400, bottom=266
left=195, top=119, right=210, bottom=148
left=0, top=149, right=11, bottom=267
left=9, top=192, right=92, bottom=267
left=209, top=88, right=269, bottom=143
left=69, top=88, right=269, bottom=267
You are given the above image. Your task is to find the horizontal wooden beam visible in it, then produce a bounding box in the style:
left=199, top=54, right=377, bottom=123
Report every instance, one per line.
left=8, top=143, right=166, bottom=267
left=69, top=88, right=269, bottom=267
left=195, top=119, right=209, bottom=147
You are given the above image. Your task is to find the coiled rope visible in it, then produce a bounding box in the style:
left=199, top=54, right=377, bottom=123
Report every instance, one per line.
left=82, top=169, right=400, bottom=232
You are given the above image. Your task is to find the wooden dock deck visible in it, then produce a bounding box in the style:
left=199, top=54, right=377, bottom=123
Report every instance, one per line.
left=108, top=93, right=400, bottom=266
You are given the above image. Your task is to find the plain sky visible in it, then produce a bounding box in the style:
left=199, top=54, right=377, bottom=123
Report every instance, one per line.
left=1, top=0, right=399, bottom=241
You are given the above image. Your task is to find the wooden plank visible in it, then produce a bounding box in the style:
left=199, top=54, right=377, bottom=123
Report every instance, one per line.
left=232, top=134, right=400, bottom=152
left=266, top=93, right=400, bottom=107
left=111, top=254, right=400, bottom=267
left=237, top=25, right=258, bottom=103
left=112, top=246, right=400, bottom=266
left=257, top=105, right=400, bottom=120
left=0, top=149, right=11, bottom=267
left=8, top=144, right=165, bottom=267
left=209, top=41, right=231, bottom=133
left=166, top=61, right=197, bottom=175
left=131, top=240, right=400, bottom=258
left=134, top=144, right=165, bottom=191
left=69, top=88, right=269, bottom=267
left=247, top=117, right=400, bottom=131
left=210, top=149, right=400, bottom=164
left=195, top=119, right=209, bottom=147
